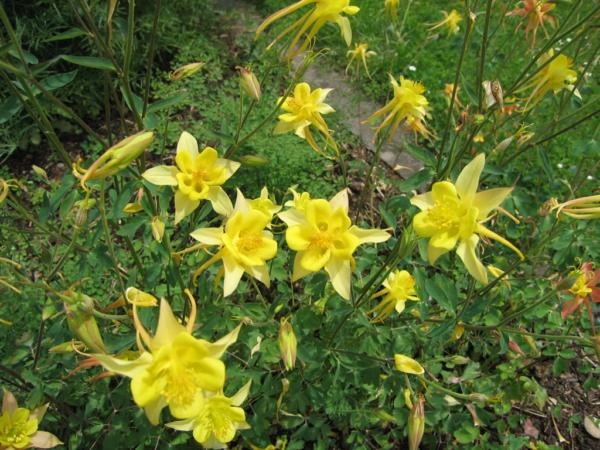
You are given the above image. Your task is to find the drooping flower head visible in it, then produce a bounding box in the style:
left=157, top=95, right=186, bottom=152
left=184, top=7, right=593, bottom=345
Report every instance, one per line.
left=506, top=0, right=556, bottom=47
left=190, top=190, right=278, bottom=296
left=561, top=262, right=600, bottom=331
left=520, top=50, right=577, bottom=106
left=384, top=0, right=400, bottom=21
left=255, top=0, right=360, bottom=58
left=167, top=381, right=252, bottom=449
left=274, top=82, right=337, bottom=157
left=364, top=75, right=430, bottom=141
left=429, top=9, right=462, bottom=35
left=411, top=154, right=524, bottom=284
left=142, top=132, right=240, bottom=224
left=370, top=269, right=420, bottom=322
left=346, top=43, right=377, bottom=78
left=94, top=291, right=241, bottom=424
left=279, top=189, right=390, bottom=299
left=0, top=390, right=61, bottom=450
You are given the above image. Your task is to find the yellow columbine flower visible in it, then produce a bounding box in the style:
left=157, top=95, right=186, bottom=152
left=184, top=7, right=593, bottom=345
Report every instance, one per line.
left=429, top=9, right=463, bottom=35
left=552, top=194, right=600, bottom=220
left=394, top=354, right=424, bottom=375
left=142, top=132, right=240, bottom=224
left=279, top=189, right=390, bottom=300
left=363, top=75, right=430, bottom=141
left=0, top=390, right=61, bottom=449
left=255, top=0, right=360, bottom=58
left=167, top=381, right=251, bottom=448
left=411, top=154, right=524, bottom=284
left=384, top=0, right=400, bottom=20
left=190, top=190, right=278, bottom=296
left=274, top=82, right=337, bottom=157
left=346, top=43, right=377, bottom=78
left=520, top=50, right=577, bottom=105
left=370, top=270, right=420, bottom=322
left=249, top=187, right=282, bottom=221
left=94, top=291, right=241, bottom=424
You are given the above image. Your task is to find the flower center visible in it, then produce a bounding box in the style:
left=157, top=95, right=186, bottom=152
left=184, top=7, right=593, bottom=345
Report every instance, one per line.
left=569, top=274, right=592, bottom=298
left=236, top=234, right=264, bottom=253
left=0, top=411, right=35, bottom=448
left=311, top=223, right=333, bottom=250
left=161, top=364, right=201, bottom=407
left=428, top=201, right=461, bottom=231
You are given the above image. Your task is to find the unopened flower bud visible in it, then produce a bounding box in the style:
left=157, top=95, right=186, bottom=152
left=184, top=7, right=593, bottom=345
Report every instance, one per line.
left=151, top=216, right=165, bottom=243
left=32, top=165, right=48, bottom=181
left=123, top=203, right=143, bottom=214
left=110, top=131, right=154, bottom=170
left=448, top=355, right=470, bottom=365
left=492, top=136, right=514, bottom=155
left=278, top=317, right=297, bottom=371
left=239, top=154, right=270, bottom=166
left=169, top=62, right=204, bottom=81
left=408, top=395, right=425, bottom=450
left=490, top=80, right=504, bottom=111
left=467, top=393, right=490, bottom=403
left=64, top=292, right=106, bottom=353
left=238, top=67, right=261, bottom=101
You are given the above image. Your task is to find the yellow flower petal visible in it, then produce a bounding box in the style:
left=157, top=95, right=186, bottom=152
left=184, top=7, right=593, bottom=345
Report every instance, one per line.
left=151, top=298, right=187, bottom=349
left=325, top=257, right=352, bottom=300
left=174, top=191, right=200, bottom=224
left=455, top=153, right=485, bottom=201
left=394, top=354, right=424, bottom=375
left=177, top=131, right=199, bottom=158
left=190, top=227, right=224, bottom=246
left=473, top=187, right=513, bottom=220
left=142, top=165, right=179, bottom=186
left=456, top=235, right=488, bottom=284
left=207, top=186, right=233, bottom=216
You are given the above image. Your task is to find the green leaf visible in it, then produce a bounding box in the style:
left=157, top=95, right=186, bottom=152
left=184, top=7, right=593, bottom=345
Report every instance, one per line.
left=425, top=274, right=457, bottom=314
left=147, top=93, right=186, bottom=113
left=119, top=86, right=143, bottom=115
left=395, top=168, right=434, bottom=192
left=45, top=28, right=89, bottom=42
left=404, top=143, right=436, bottom=166
left=61, top=55, right=117, bottom=72
left=8, top=47, right=38, bottom=64
left=37, top=70, right=78, bottom=93
left=453, top=423, right=479, bottom=444
left=0, top=95, right=22, bottom=124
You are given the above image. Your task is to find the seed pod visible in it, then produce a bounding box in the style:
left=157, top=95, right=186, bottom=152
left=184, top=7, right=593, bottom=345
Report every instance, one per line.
left=169, top=62, right=204, bottom=81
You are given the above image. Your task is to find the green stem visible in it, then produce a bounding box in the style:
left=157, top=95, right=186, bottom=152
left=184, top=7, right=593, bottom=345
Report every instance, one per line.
left=99, top=182, right=127, bottom=295
left=476, top=0, right=493, bottom=112
left=142, top=0, right=161, bottom=118
left=436, top=0, right=473, bottom=175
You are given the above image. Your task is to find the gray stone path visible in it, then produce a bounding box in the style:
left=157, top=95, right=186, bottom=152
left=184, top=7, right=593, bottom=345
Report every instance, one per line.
left=219, top=0, right=423, bottom=174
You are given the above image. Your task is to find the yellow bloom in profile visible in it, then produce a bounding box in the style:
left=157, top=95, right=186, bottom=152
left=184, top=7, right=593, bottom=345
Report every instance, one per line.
left=279, top=189, right=390, bottom=300
left=385, top=0, right=400, bottom=20
left=394, top=354, right=424, bottom=375
left=255, top=0, right=360, bottom=58
left=520, top=50, right=577, bottom=105
left=190, top=190, right=278, bottom=296
left=274, top=82, right=337, bottom=156
left=364, top=75, right=430, bottom=141
left=142, top=132, right=240, bottom=224
left=0, top=390, right=61, bottom=450
left=370, top=270, right=420, bottom=321
left=94, top=292, right=241, bottom=424
left=167, top=381, right=251, bottom=449
left=429, top=9, right=463, bottom=35
left=249, top=187, right=282, bottom=221
left=411, top=154, right=524, bottom=284
left=552, top=194, right=600, bottom=220
left=346, top=43, right=377, bottom=78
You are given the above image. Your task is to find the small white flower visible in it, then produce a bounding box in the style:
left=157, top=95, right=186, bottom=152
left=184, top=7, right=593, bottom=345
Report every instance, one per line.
left=556, top=163, right=564, bottom=169
left=408, top=65, right=417, bottom=72
left=566, top=37, right=572, bottom=43
left=587, top=175, right=595, bottom=180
